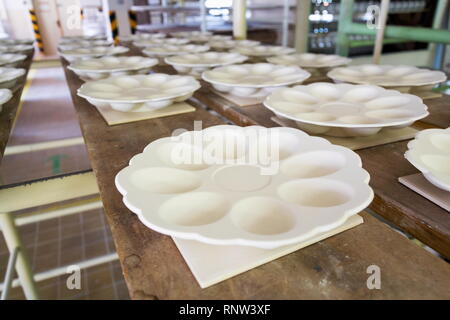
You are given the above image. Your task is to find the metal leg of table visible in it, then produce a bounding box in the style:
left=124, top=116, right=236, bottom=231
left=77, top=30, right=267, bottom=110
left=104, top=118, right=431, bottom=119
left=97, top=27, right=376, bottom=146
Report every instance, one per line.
left=0, top=212, right=39, bottom=300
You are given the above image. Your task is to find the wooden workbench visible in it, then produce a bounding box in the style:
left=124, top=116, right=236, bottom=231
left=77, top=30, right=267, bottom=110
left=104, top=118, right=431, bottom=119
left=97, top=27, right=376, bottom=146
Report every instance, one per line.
left=0, top=49, right=34, bottom=164
left=61, top=48, right=450, bottom=299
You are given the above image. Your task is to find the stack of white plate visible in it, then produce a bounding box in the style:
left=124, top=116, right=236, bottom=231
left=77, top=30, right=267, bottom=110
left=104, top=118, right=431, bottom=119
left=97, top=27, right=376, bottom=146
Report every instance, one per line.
left=58, top=40, right=113, bottom=51
left=77, top=73, right=200, bottom=112
left=405, top=128, right=450, bottom=192
left=59, top=35, right=107, bottom=45
left=202, top=63, right=311, bottom=98
left=119, top=33, right=166, bottom=42
left=0, top=45, right=34, bottom=55
left=263, top=82, right=429, bottom=137
left=171, top=31, right=231, bottom=43
left=68, top=56, right=158, bottom=81
left=115, top=124, right=374, bottom=249
left=232, top=45, right=295, bottom=59
left=0, top=39, right=34, bottom=45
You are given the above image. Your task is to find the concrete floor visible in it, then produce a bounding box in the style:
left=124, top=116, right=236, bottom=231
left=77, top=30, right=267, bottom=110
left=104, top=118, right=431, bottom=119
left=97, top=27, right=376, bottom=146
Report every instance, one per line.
left=0, top=63, right=129, bottom=300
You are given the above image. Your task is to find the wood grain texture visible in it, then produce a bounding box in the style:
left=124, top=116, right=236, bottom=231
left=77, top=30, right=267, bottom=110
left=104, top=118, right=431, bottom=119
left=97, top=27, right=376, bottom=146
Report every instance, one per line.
left=0, top=50, right=34, bottom=164
left=193, top=83, right=450, bottom=259
left=61, top=48, right=450, bottom=299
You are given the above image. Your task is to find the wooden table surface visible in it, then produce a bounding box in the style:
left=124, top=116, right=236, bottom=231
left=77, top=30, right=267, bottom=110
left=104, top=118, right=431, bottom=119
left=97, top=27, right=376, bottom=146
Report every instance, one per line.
left=61, top=48, right=450, bottom=299
left=192, top=83, right=450, bottom=260
left=0, top=50, right=34, bottom=164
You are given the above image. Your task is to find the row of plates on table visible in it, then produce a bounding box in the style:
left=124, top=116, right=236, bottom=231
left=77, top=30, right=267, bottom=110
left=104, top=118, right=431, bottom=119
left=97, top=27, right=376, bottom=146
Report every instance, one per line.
left=0, top=38, right=33, bottom=94
left=55, top=33, right=449, bottom=250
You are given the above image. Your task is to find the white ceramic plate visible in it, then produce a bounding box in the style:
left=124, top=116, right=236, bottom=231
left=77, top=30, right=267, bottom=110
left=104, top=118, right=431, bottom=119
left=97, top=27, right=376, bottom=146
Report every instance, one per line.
left=120, top=33, right=166, bottom=42
left=0, top=45, right=34, bottom=54
left=59, top=46, right=129, bottom=62
left=232, top=45, right=295, bottom=57
left=208, top=39, right=260, bottom=50
left=133, top=37, right=190, bottom=47
left=0, top=88, right=12, bottom=112
left=202, top=63, right=311, bottom=97
left=0, top=67, right=26, bottom=89
left=68, top=56, right=158, bottom=81
left=0, top=39, right=34, bottom=45
left=267, top=53, right=352, bottom=68
left=142, top=44, right=210, bottom=64
left=59, top=35, right=107, bottom=44
left=115, top=125, right=373, bottom=249
left=263, top=83, right=429, bottom=137
left=77, top=73, right=200, bottom=112
left=0, top=53, right=27, bottom=67
left=405, top=128, right=450, bottom=191
left=171, top=31, right=231, bottom=43
left=165, top=52, right=248, bottom=78
left=327, top=64, right=447, bottom=88
left=58, top=40, right=113, bottom=51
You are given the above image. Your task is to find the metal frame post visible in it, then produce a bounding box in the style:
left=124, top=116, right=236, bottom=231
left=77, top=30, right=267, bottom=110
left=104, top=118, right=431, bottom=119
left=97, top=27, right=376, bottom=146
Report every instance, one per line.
left=294, top=0, right=311, bottom=52
left=0, top=213, right=39, bottom=300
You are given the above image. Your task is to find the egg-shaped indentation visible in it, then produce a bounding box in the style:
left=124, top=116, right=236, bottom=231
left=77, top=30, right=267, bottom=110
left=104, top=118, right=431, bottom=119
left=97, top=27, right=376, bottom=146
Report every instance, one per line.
left=251, top=63, right=274, bottom=74
left=270, top=101, right=314, bottom=114
left=341, top=86, right=379, bottom=102
left=281, top=151, right=346, bottom=178
left=430, top=134, right=450, bottom=154
left=114, top=76, right=141, bottom=88
left=365, top=109, right=415, bottom=120
left=158, top=192, right=229, bottom=226
left=421, top=154, right=450, bottom=174
left=277, top=180, right=352, bottom=207
left=320, top=102, right=361, bottom=115
left=282, top=89, right=318, bottom=104
left=307, top=83, right=341, bottom=100
left=386, top=66, right=415, bottom=76
left=203, top=129, right=247, bottom=160
left=296, top=112, right=336, bottom=122
left=156, top=142, right=209, bottom=170
left=130, top=167, right=201, bottom=194
left=365, top=96, right=411, bottom=109
left=402, top=72, right=430, bottom=80
left=213, top=165, right=271, bottom=192
left=87, top=83, right=120, bottom=92
left=230, top=197, right=294, bottom=235
left=338, top=115, right=380, bottom=125
left=361, top=65, right=383, bottom=75
left=256, top=130, right=303, bottom=160
left=143, top=74, right=169, bottom=85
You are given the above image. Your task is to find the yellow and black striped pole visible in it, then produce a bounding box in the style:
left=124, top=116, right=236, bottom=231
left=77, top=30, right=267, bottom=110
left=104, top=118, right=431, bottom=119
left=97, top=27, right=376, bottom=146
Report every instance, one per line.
left=29, top=9, right=44, bottom=52
left=109, top=10, right=119, bottom=44
left=128, top=10, right=137, bottom=35
left=80, top=9, right=84, bottom=20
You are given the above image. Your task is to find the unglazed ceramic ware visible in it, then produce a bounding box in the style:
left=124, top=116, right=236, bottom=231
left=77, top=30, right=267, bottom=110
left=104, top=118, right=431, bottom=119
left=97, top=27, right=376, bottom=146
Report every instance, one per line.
left=327, top=64, right=447, bottom=93
left=142, top=44, right=210, bottom=64
left=119, top=33, right=166, bottom=42
left=0, top=67, right=25, bottom=89
left=202, top=63, right=311, bottom=98
left=59, top=46, right=129, bottom=62
left=267, top=53, right=351, bottom=78
left=68, top=56, right=158, bottom=81
left=208, top=39, right=260, bottom=50
left=405, top=128, right=450, bottom=191
left=263, top=83, right=429, bottom=137
left=0, top=88, right=12, bottom=112
left=58, top=39, right=113, bottom=51
left=165, top=52, right=248, bottom=78
left=133, top=37, right=190, bottom=47
left=171, top=31, right=231, bottom=43
left=59, top=35, right=107, bottom=44
left=232, top=45, right=295, bottom=57
left=115, top=125, right=373, bottom=249
left=0, top=53, right=27, bottom=67
left=77, top=73, right=200, bottom=112
left=0, top=45, right=34, bottom=54
left=0, top=39, right=34, bottom=45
